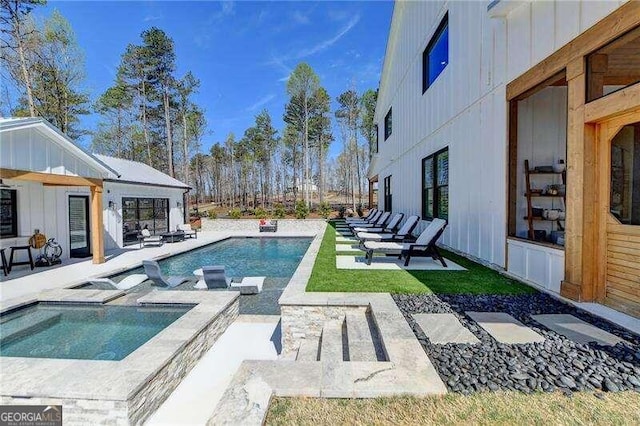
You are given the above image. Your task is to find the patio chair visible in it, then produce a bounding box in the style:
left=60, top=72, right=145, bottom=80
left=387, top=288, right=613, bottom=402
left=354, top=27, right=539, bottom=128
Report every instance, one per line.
left=363, top=218, right=448, bottom=267
left=345, top=208, right=377, bottom=223
left=142, top=260, right=190, bottom=288
left=345, top=210, right=382, bottom=226
left=349, top=211, right=391, bottom=231
left=352, top=212, right=403, bottom=233
left=89, top=274, right=148, bottom=290
left=139, top=229, right=163, bottom=247
left=357, top=215, right=420, bottom=243
left=177, top=223, right=197, bottom=239
left=202, top=265, right=232, bottom=289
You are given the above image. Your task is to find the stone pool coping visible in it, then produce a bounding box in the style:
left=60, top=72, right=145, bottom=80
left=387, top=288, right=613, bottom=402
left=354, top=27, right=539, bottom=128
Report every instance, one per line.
left=0, top=289, right=238, bottom=402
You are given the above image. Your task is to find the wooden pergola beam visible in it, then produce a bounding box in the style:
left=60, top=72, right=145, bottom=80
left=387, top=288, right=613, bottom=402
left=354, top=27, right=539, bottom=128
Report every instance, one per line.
left=0, top=168, right=103, bottom=188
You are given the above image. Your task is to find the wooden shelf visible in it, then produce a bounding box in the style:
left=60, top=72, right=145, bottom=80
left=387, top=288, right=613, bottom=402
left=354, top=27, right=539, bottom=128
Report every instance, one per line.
left=524, top=216, right=565, bottom=221
left=528, top=170, right=564, bottom=175
left=524, top=159, right=567, bottom=241
left=525, top=193, right=565, bottom=197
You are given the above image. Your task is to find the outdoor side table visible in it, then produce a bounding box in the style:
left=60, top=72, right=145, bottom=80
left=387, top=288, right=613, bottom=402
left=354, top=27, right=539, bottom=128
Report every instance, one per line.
left=8, top=245, right=34, bottom=273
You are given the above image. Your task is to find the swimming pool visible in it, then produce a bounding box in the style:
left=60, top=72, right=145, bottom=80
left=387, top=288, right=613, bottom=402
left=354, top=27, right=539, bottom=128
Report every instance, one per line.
left=0, top=303, right=191, bottom=360
left=91, top=237, right=313, bottom=315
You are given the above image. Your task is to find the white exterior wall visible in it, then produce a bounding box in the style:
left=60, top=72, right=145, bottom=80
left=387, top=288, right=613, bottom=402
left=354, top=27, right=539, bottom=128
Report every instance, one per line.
left=372, top=0, right=626, bottom=289
left=103, top=182, right=186, bottom=250
left=0, top=179, right=185, bottom=260
left=0, top=126, right=103, bottom=178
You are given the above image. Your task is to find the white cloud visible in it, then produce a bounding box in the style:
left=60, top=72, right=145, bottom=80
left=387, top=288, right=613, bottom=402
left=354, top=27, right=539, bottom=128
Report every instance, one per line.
left=291, top=10, right=310, bottom=25
left=246, top=94, right=276, bottom=112
left=296, top=14, right=360, bottom=59
left=143, top=14, right=162, bottom=22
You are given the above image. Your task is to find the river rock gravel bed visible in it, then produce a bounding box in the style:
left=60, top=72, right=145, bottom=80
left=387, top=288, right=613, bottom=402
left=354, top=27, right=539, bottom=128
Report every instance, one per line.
left=393, top=293, right=640, bottom=395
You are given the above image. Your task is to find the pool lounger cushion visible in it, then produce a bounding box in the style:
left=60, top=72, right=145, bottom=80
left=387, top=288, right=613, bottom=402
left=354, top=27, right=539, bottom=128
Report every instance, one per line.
left=230, top=276, right=265, bottom=295
left=89, top=274, right=148, bottom=290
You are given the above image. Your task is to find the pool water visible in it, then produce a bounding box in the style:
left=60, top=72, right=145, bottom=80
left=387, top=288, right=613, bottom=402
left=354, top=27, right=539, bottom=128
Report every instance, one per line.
left=100, top=237, right=312, bottom=316
left=0, top=304, right=191, bottom=360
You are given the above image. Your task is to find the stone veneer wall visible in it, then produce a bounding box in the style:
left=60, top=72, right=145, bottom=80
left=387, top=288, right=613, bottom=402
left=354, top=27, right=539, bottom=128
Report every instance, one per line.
left=128, top=299, right=239, bottom=425
left=201, top=218, right=328, bottom=233
left=280, top=305, right=368, bottom=356
left=0, top=300, right=239, bottom=426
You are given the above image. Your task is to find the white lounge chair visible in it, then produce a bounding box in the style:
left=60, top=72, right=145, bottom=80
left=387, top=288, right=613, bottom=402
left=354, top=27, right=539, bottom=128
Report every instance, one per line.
left=357, top=215, right=420, bottom=242
left=350, top=211, right=391, bottom=231
left=345, top=210, right=383, bottom=226
left=352, top=212, right=402, bottom=233
left=177, top=223, right=197, bottom=239
left=143, top=260, right=190, bottom=288
left=345, top=208, right=377, bottom=223
left=89, top=274, right=148, bottom=290
left=363, top=218, right=448, bottom=266
left=140, top=229, right=163, bottom=247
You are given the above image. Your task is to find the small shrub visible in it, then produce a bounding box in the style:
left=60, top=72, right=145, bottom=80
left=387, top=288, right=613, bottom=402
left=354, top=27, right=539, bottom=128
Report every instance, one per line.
left=254, top=207, right=268, bottom=219
left=338, top=206, right=346, bottom=218
left=207, top=210, right=217, bottom=219
left=295, top=200, right=309, bottom=219
left=229, top=209, right=242, bottom=219
left=356, top=205, right=364, bottom=218
left=319, top=202, right=331, bottom=219
left=274, top=203, right=286, bottom=219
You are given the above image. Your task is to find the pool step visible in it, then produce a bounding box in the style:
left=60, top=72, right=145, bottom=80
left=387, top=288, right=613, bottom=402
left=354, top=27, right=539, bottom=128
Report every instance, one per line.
left=345, top=312, right=378, bottom=361
left=296, top=335, right=320, bottom=361
left=320, top=319, right=345, bottom=362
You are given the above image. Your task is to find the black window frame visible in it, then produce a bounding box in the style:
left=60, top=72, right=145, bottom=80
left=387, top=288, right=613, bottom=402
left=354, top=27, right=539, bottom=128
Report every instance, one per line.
left=422, top=147, right=449, bottom=220
left=383, top=175, right=392, bottom=212
left=0, top=189, right=18, bottom=238
left=384, top=108, right=392, bottom=140
left=422, top=13, right=449, bottom=93
left=121, top=197, right=170, bottom=245
left=374, top=123, right=379, bottom=153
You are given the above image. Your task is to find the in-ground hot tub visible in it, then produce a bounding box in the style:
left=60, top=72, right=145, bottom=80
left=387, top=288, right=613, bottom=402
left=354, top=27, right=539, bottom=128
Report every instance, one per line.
left=0, top=290, right=239, bottom=425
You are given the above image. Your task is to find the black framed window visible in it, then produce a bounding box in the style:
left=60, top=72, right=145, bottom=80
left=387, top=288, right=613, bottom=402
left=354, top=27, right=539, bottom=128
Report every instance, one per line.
left=422, top=148, right=449, bottom=219
left=383, top=175, right=392, bottom=212
left=0, top=189, right=17, bottom=238
left=384, top=108, right=392, bottom=140
left=423, top=13, right=449, bottom=93
left=122, top=197, right=169, bottom=245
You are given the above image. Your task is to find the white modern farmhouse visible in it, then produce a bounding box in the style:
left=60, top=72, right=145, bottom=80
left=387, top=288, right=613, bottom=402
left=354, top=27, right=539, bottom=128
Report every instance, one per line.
left=371, top=0, right=640, bottom=317
left=0, top=117, right=189, bottom=265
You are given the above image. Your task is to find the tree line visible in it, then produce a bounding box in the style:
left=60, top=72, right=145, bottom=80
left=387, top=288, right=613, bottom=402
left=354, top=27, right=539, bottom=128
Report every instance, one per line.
left=1, top=0, right=378, bottom=212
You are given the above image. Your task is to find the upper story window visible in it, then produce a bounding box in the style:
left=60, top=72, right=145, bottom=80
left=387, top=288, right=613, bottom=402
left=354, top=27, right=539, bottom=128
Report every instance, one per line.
left=384, top=108, right=392, bottom=140
left=422, top=148, right=449, bottom=220
left=423, top=13, right=449, bottom=93
left=374, top=124, right=379, bottom=153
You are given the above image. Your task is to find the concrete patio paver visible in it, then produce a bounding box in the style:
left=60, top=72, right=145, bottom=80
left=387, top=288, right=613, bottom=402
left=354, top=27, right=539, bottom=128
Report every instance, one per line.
left=466, top=312, right=545, bottom=344
left=413, top=313, right=480, bottom=344
left=532, top=314, right=627, bottom=346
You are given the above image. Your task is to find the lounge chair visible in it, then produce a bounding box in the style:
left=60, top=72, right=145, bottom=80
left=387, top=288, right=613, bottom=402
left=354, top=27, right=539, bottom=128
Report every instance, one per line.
left=345, top=210, right=383, bottom=226
left=345, top=208, right=377, bottom=223
left=349, top=211, right=391, bottom=231
left=363, top=218, right=448, bottom=266
left=89, top=274, right=148, bottom=290
left=142, top=260, right=190, bottom=288
left=140, top=229, right=163, bottom=247
left=202, top=265, right=232, bottom=289
left=177, top=223, right=197, bottom=239
left=357, top=215, right=420, bottom=243
left=352, top=212, right=403, bottom=233
left=201, top=266, right=264, bottom=294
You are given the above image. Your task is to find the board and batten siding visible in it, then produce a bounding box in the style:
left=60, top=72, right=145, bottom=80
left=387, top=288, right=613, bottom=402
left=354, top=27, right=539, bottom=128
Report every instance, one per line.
left=0, top=126, right=104, bottom=178
left=372, top=0, right=627, bottom=274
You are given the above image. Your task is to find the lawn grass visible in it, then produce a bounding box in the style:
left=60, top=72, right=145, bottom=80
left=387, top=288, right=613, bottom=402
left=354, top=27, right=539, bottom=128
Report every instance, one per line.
left=265, top=392, right=640, bottom=425
left=306, top=221, right=535, bottom=294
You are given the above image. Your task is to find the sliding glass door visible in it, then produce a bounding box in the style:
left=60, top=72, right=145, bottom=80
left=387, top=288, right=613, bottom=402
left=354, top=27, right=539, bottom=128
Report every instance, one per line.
left=122, top=197, right=169, bottom=245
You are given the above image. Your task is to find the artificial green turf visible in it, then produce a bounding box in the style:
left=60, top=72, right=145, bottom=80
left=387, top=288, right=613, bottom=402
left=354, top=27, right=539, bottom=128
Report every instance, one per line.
left=306, top=221, right=537, bottom=295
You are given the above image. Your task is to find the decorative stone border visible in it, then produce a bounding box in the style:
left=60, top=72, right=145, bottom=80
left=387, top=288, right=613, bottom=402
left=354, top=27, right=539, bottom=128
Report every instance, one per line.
left=0, top=289, right=239, bottom=425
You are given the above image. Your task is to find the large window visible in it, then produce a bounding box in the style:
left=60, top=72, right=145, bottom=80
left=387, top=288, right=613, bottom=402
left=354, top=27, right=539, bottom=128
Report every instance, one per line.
left=374, top=124, right=379, bottom=154
left=422, top=148, right=449, bottom=219
left=383, top=175, right=392, bottom=212
left=384, top=108, right=392, bottom=140
left=0, top=189, right=17, bottom=238
left=122, top=197, right=169, bottom=245
left=423, top=13, right=449, bottom=93
left=610, top=122, right=640, bottom=225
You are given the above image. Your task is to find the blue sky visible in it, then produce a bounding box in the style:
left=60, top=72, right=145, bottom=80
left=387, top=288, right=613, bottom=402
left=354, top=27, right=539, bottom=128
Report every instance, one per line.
left=37, top=0, right=393, bottom=158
